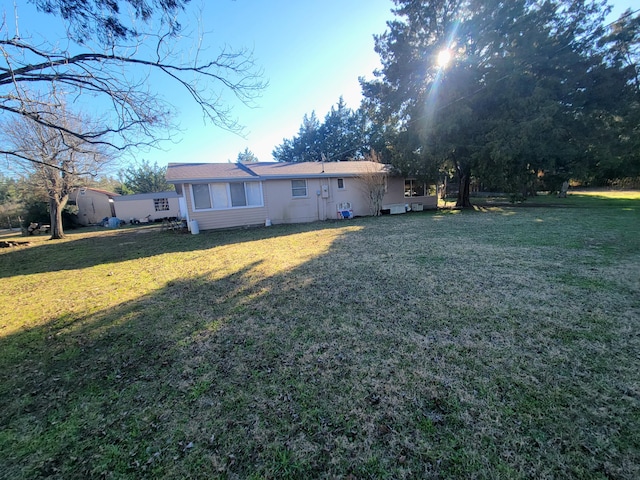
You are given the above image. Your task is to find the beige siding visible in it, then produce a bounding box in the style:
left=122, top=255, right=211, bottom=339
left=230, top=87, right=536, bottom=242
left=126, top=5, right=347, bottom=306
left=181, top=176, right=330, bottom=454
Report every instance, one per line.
left=263, top=179, right=320, bottom=224
left=329, top=177, right=375, bottom=218
left=179, top=174, right=436, bottom=232
left=185, top=184, right=267, bottom=230
left=262, top=177, right=373, bottom=224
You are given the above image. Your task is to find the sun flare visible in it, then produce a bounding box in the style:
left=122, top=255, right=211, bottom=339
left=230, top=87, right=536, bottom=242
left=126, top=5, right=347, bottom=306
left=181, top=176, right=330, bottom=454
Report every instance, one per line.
left=437, top=49, right=452, bottom=68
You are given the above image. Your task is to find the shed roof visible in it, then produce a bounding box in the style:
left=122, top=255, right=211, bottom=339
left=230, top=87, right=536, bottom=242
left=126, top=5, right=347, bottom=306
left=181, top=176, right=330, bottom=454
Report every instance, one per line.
left=166, top=161, right=389, bottom=183
left=112, top=191, right=179, bottom=202
left=73, top=187, right=120, bottom=198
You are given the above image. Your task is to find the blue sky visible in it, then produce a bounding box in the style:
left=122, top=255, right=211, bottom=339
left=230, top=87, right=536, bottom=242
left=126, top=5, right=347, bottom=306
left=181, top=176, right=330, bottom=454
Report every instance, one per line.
left=161, top=0, right=396, bottom=165
left=4, top=0, right=639, bottom=168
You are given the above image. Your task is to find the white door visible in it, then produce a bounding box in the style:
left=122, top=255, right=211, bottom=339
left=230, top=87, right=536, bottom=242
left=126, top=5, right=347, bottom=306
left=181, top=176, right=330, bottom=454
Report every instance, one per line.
left=178, top=196, right=189, bottom=222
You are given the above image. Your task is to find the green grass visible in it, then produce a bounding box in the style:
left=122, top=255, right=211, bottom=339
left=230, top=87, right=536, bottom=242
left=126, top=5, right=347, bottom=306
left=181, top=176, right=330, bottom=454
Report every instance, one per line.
left=1, top=192, right=639, bottom=479
left=465, top=189, right=640, bottom=209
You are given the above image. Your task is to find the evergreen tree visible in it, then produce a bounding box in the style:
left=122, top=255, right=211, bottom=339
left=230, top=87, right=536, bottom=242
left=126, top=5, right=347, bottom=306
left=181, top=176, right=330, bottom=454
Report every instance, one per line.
left=362, top=0, right=639, bottom=205
left=118, top=160, right=173, bottom=194
left=273, top=98, right=370, bottom=163
left=237, top=148, right=259, bottom=163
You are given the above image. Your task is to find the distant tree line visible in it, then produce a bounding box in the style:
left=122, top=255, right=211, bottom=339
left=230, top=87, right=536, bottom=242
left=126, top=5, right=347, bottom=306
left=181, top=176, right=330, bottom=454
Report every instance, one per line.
left=0, top=160, right=172, bottom=231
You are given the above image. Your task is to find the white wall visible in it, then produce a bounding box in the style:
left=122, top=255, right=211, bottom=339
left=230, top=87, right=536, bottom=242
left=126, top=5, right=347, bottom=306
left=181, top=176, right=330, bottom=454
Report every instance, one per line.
left=113, top=194, right=180, bottom=221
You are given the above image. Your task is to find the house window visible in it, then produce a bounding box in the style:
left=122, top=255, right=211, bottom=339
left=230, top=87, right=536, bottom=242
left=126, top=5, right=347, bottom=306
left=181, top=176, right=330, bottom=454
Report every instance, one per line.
left=245, top=182, right=262, bottom=205
left=404, top=179, right=427, bottom=197
left=193, top=184, right=212, bottom=209
left=192, top=182, right=263, bottom=210
left=229, top=183, right=247, bottom=207
left=291, top=179, right=307, bottom=197
left=154, top=198, right=170, bottom=211
left=211, top=183, right=229, bottom=208
left=337, top=178, right=345, bottom=189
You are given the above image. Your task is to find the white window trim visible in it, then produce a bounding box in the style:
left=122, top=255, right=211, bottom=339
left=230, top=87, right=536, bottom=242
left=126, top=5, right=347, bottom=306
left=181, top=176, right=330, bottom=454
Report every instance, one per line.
left=291, top=179, right=308, bottom=198
left=190, top=182, right=264, bottom=211
left=404, top=179, right=428, bottom=198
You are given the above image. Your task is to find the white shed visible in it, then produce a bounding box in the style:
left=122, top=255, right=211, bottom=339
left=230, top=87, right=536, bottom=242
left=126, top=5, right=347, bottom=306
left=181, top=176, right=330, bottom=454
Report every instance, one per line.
left=113, top=191, right=180, bottom=222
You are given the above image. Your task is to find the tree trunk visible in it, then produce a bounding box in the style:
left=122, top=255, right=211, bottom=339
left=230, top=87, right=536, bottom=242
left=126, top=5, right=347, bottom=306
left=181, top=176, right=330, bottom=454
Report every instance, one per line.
left=49, top=195, right=67, bottom=240
left=452, top=149, right=473, bottom=209
left=455, top=170, right=473, bottom=208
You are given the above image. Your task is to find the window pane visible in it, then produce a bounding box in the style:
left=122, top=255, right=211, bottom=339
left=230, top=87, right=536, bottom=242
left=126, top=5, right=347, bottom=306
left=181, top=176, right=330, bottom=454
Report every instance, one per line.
left=245, top=182, right=262, bottom=206
left=211, top=183, right=229, bottom=208
left=404, top=179, right=426, bottom=197
left=154, top=198, right=169, bottom=211
left=337, top=178, right=344, bottom=189
left=292, top=179, right=307, bottom=197
left=404, top=180, right=412, bottom=197
left=193, top=184, right=211, bottom=209
left=230, top=183, right=247, bottom=207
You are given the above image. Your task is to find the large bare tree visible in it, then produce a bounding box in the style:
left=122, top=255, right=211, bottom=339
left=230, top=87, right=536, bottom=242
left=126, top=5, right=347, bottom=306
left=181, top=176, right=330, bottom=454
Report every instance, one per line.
left=2, top=102, right=112, bottom=239
left=1, top=0, right=265, bottom=162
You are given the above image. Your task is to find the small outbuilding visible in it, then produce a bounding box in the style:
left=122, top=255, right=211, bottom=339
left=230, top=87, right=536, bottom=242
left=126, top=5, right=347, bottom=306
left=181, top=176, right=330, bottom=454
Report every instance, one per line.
left=113, top=191, right=180, bottom=222
left=68, top=187, right=119, bottom=226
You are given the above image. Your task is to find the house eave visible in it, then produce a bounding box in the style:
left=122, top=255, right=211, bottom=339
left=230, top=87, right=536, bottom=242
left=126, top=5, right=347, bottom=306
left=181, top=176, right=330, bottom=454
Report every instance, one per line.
left=167, top=177, right=255, bottom=184
left=167, top=172, right=389, bottom=184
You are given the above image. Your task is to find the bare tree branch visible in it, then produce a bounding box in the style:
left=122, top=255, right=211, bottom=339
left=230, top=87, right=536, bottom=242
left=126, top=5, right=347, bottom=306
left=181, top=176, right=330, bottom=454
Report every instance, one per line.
left=357, top=151, right=389, bottom=216
left=1, top=101, right=114, bottom=238
left=0, top=3, right=266, bottom=158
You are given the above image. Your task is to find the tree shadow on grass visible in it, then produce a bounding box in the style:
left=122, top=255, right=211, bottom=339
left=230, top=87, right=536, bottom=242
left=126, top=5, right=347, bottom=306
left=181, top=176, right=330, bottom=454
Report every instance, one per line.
left=2, top=211, right=638, bottom=479
left=0, top=261, right=270, bottom=478
left=0, top=219, right=469, bottom=479
left=0, top=220, right=356, bottom=279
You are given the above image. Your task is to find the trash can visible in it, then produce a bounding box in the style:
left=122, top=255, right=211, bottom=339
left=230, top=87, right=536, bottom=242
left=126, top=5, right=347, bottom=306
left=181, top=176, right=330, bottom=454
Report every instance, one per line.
left=190, top=220, right=199, bottom=235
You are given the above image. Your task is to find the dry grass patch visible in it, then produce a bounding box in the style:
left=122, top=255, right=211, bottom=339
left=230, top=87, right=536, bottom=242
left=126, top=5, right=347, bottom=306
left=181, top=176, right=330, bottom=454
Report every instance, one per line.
left=1, top=199, right=639, bottom=479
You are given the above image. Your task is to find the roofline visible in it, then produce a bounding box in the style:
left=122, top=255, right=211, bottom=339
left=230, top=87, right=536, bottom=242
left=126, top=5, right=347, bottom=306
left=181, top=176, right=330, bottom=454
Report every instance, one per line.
left=166, top=171, right=387, bottom=184
left=73, top=187, right=120, bottom=197
left=112, top=191, right=179, bottom=201
left=167, top=176, right=258, bottom=184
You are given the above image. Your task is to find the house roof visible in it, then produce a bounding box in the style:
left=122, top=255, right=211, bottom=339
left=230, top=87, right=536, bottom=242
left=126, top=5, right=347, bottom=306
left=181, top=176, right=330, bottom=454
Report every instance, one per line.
left=113, top=191, right=179, bottom=202
left=166, top=161, right=389, bottom=183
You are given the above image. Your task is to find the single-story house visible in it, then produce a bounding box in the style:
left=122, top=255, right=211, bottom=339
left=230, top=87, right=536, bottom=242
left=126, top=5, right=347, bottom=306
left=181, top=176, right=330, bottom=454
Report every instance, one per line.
left=166, top=161, right=437, bottom=231
left=67, top=187, right=119, bottom=226
left=113, top=191, right=180, bottom=222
